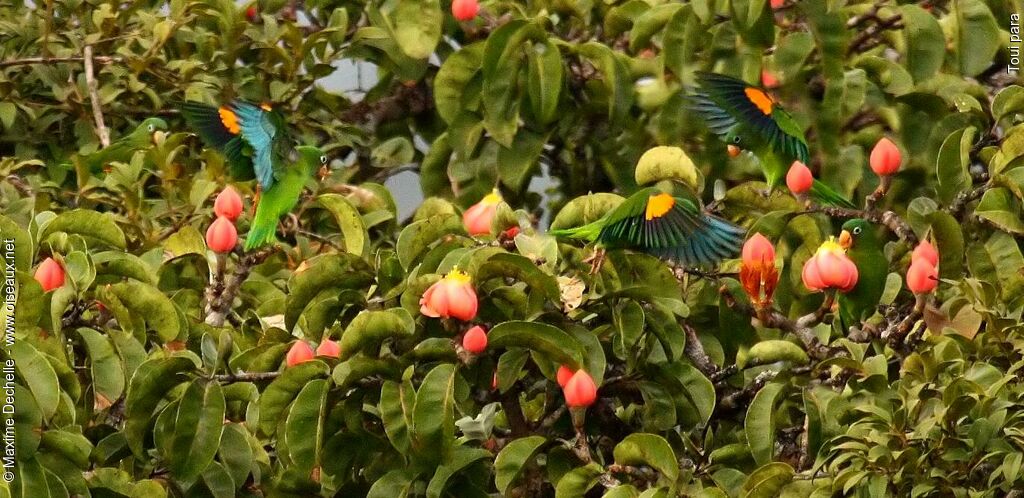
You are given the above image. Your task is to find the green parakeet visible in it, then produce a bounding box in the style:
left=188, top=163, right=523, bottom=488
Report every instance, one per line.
left=836, top=218, right=888, bottom=331
left=549, top=187, right=745, bottom=268
left=80, top=117, right=168, bottom=174
left=245, top=145, right=327, bottom=251
left=179, top=99, right=291, bottom=190
left=689, top=72, right=855, bottom=208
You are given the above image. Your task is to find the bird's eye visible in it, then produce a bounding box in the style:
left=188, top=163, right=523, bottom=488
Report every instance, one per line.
left=733, top=136, right=741, bottom=144
left=853, top=227, right=862, bottom=235
left=147, top=124, right=154, bottom=132
left=319, top=155, right=328, bottom=165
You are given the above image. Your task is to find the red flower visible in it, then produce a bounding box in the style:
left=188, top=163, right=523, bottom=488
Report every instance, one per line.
left=740, top=234, right=779, bottom=307
left=912, top=239, right=939, bottom=267
left=801, top=238, right=859, bottom=292
left=770, top=0, right=785, bottom=8
left=906, top=259, right=938, bottom=294
left=286, top=341, right=315, bottom=367
left=206, top=216, right=238, bottom=254
left=761, top=70, right=779, bottom=89
left=214, top=186, right=244, bottom=221
left=316, top=339, right=341, bottom=358
left=34, top=257, right=65, bottom=292
left=786, top=161, right=814, bottom=195
left=463, top=190, right=502, bottom=236
left=462, top=325, right=488, bottom=354
left=563, top=370, right=598, bottom=408
left=420, top=267, right=478, bottom=321
left=556, top=365, right=575, bottom=388
left=452, top=0, right=479, bottom=21
left=870, top=137, right=901, bottom=176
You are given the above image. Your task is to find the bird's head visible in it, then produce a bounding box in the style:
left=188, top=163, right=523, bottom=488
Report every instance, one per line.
left=141, top=117, right=169, bottom=145
left=295, top=145, right=328, bottom=175
left=725, top=131, right=746, bottom=157
left=839, top=218, right=874, bottom=250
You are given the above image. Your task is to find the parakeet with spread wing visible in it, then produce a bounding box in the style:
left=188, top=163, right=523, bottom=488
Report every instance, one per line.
left=688, top=72, right=855, bottom=208
left=549, top=187, right=745, bottom=270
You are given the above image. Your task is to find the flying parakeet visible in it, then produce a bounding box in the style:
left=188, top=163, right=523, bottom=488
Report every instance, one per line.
left=245, top=145, right=327, bottom=251
left=179, top=99, right=290, bottom=190
left=80, top=117, right=168, bottom=174
left=836, top=218, right=888, bottom=331
left=688, top=72, right=855, bottom=208
left=549, top=187, right=745, bottom=269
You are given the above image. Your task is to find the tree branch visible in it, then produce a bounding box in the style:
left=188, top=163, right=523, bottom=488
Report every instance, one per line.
left=83, top=45, right=110, bottom=147
left=204, top=247, right=276, bottom=326
left=0, top=55, right=119, bottom=69
left=806, top=205, right=916, bottom=244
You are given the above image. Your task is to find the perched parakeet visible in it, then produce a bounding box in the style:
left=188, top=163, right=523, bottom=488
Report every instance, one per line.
left=179, top=100, right=290, bottom=190
left=549, top=187, right=745, bottom=268
left=836, top=218, right=887, bottom=331
left=245, top=145, right=327, bottom=251
left=688, top=72, right=855, bottom=208
left=80, top=117, right=168, bottom=174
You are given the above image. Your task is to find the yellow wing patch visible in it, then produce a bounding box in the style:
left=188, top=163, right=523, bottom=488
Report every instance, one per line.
left=744, top=87, right=774, bottom=116
left=645, top=193, right=675, bottom=221
left=259, top=102, right=273, bottom=112
left=218, top=107, right=241, bottom=135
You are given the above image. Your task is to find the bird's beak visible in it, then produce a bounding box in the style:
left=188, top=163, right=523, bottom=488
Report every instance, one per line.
left=318, top=165, right=330, bottom=181
left=727, top=145, right=741, bottom=158
left=839, top=230, right=853, bottom=249
left=152, top=131, right=167, bottom=146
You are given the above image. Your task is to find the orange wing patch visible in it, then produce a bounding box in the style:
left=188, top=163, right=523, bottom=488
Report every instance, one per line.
left=645, top=193, right=675, bottom=220
left=744, top=87, right=774, bottom=116
left=218, top=107, right=241, bottom=135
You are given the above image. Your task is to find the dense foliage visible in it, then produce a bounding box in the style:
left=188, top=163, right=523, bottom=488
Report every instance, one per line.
left=2, top=0, right=1024, bottom=496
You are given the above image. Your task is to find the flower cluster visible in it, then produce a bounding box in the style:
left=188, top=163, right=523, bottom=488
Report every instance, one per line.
left=206, top=187, right=243, bottom=253
left=907, top=240, right=939, bottom=294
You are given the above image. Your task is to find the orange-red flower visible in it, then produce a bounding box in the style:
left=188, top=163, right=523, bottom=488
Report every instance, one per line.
left=206, top=216, right=238, bottom=253
left=906, top=259, right=938, bottom=294
left=420, top=267, right=478, bottom=321
left=740, top=233, right=779, bottom=307
left=870, top=137, right=901, bottom=176
left=556, top=365, right=575, bottom=388
left=761, top=70, right=779, bottom=89
left=34, top=257, right=65, bottom=292
left=462, top=325, right=488, bottom=354
left=452, top=0, right=479, bottom=21
left=801, top=238, right=859, bottom=292
left=563, top=370, right=597, bottom=408
left=463, top=190, right=502, bottom=236
left=214, top=186, right=244, bottom=221
left=912, top=239, right=939, bottom=267
left=786, top=161, right=813, bottom=195
left=286, top=341, right=315, bottom=367
left=316, top=339, right=341, bottom=358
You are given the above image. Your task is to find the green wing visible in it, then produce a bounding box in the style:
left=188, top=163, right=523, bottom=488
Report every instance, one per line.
left=597, top=188, right=745, bottom=267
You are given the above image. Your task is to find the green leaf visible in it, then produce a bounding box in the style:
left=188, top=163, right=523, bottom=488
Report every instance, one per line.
left=475, top=253, right=561, bottom=303
left=106, top=281, right=182, bottom=342
left=164, top=379, right=225, bottom=485
left=368, top=469, right=418, bottom=498
left=629, top=3, right=683, bottom=50
left=380, top=378, right=417, bottom=454
left=925, top=210, right=965, bottom=280
left=976, top=188, right=1024, bottom=234
left=740, top=462, right=795, bottom=498
left=396, top=214, right=466, bottom=269
left=744, top=381, right=785, bottom=466
left=498, top=129, right=547, bottom=192
left=7, top=341, right=60, bottom=421
left=317, top=194, right=368, bottom=256
left=549, top=193, right=625, bottom=230
left=257, top=360, right=329, bottom=436
left=742, top=340, right=809, bottom=367
left=38, top=210, right=126, bottom=249
left=435, top=44, right=485, bottom=124
left=948, top=0, right=1000, bottom=77
left=576, top=42, right=632, bottom=123
left=488, top=321, right=585, bottom=369
left=663, top=6, right=700, bottom=80
left=392, top=0, right=442, bottom=59
left=482, top=21, right=542, bottom=146
left=76, top=328, right=125, bottom=407
left=526, top=38, right=563, bottom=125
left=123, top=356, right=197, bottom=457
left=338, top=308, right=415, bottom=360
left=0, top=215, right=31, bottom=271
left=426, top=446, right=493, bottom=498
left=285, top=378, right=329, bottom=475
left=161, top=225, right=206, bottom=262
left=935, top=127, right=975, bottom=204
left=494, top=436, right=547, bottom=495
left=657, top=362, right=715, bottom=427
left=967, top=232, right=1024, bottom=304
left=613, top=434, right=679, bottom=484
left=993, top=86, right=1024, bottom=124
left=284, top=253, right=373, bottom=331
left=412, top=363, right=457, bottom=463
left=899, top=5, right=945, bottom=82
left=634, top=146, right=698, bottom=188
left=217, top=423, right=254, bottom=489
left=555, top=463, right=605, bottom=498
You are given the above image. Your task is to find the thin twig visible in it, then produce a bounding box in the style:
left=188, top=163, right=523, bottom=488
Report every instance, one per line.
left=0, top=55, right=119, bottom=68
left=83, top=45, right=110, bottom=147
left=212, top=371, right=281, bottom=382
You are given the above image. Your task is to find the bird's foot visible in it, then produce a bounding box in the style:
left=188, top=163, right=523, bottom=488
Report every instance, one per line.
left=583, top=248, right=607, bottom=275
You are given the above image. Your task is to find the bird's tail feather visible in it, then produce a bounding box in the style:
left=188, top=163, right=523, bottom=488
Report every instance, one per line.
left=548, top=222, right=603, bottom=243
left=651, top=213, right=745, bottom=267
left=244, top=222, right=276, bottom=251
left=810, top=179, right=856, bottom=209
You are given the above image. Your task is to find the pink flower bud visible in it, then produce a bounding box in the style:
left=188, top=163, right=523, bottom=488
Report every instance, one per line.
left=563, top=370, right=598, bottom=408
left=452, top=0, right=479, bottom=21
left=316, top=339, right=341, bottom=358
left=34, top=257, right=65, bottom=292
left=286, top=341, right=315, bottom=367
left=463, top=190, right=502, bottom=236
left=786, top=161, right=814, bottom=195
left=214, top=186, right=244, bottom=221
left=206, top=216, right=238, bottom=254
left=912, top=240, right=939, bottom=268
left=556, top=365, right=575, bottom=388
left=870, top=137, right=901, bottom=176
left=462, top=325, right=488, bottom=354
left=906, top=259, right=938, bottom=294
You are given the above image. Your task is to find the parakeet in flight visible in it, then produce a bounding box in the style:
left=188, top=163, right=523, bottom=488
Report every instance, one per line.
left=836, top=218, right=887, bottom=331
left=245, top=145, right=327, bottom=251
left=688, top=72, right=855, bottom=208
left=549, top=187, right=745, bottom=270
left=80, top=117, right=168, bottom=174
left=179, top=99, right=290, bottom=190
